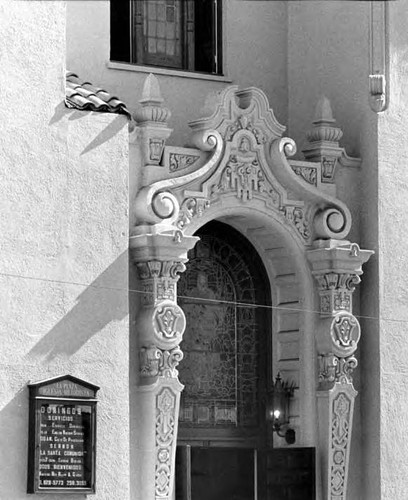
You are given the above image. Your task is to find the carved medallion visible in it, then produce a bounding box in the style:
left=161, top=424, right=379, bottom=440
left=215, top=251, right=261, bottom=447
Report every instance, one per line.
left=331, top=313, right=360, bottom=352
left=154, top=303, right=185, bottom=346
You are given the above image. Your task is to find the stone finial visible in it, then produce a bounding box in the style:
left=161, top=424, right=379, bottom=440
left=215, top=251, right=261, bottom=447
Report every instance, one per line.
left=306, top=96, right=343, bottom=144
left=134, top=74, right=172, bottom=166
left=302, top=97, right=353, bottom=183
left=135, top=73, right=171, bottom=125
left=141, top=73, right=163, bottom=104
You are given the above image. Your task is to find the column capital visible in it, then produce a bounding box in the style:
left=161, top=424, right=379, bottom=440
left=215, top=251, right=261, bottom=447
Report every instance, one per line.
left=307, top=240, right=373, bottom=317
left=130, top=225, right=199, bottom=266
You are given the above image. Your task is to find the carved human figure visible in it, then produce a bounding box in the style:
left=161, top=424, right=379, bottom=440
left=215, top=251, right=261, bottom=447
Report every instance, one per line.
left=239, top=136, right=251, bottom=153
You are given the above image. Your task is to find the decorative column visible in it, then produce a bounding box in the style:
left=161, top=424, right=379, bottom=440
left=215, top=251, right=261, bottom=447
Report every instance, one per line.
left=307, top=240, right=373, bottom=500
left=130, top=228, right=198, bottom=500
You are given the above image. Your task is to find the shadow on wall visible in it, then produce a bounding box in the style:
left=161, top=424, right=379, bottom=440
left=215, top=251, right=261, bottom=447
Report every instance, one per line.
left=26, top=251, right=129, bottom=362
left=49, top=101, right=129, bottom=155
left=0, top=387, right=31, bottom=497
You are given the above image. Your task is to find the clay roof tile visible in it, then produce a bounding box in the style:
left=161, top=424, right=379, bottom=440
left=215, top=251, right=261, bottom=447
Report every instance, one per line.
left=65, top=71, right=130, bottom=116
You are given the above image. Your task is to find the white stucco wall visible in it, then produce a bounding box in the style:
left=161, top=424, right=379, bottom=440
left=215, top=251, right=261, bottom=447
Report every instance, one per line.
left=66, top=0, right=288, bottom=147
left=377, top=2, right=408, bottom=497
left=287, top=2, right=377, bottom=499
left=288, top=2, right=408, bottom=499
left=0, top=2, right=130, bottom=499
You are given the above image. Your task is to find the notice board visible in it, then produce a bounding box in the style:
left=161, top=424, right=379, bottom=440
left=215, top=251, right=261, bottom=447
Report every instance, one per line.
left=27, top=375, right=99, bottom=494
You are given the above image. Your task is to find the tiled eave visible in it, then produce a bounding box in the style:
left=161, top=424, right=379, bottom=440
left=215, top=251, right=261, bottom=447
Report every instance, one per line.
left=65, top=71, right=130, bottom=117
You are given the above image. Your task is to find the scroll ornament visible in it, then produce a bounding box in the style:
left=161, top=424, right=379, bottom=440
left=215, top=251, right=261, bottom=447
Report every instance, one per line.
left=140, top=345, right=184, bottom=379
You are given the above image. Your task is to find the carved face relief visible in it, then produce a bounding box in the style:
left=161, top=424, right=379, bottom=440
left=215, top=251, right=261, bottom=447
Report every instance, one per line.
left=321, top=157, right=337, bottom=183
left=149, top=138, right=165, bottom=162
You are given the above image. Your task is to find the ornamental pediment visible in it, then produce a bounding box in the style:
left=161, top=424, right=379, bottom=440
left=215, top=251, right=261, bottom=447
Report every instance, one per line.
left=133, top=81, right=360, bottom=245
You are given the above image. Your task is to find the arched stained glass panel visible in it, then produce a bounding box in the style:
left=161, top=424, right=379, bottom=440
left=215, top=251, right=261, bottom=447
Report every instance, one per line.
left=178, top=222, right=270, bottom=440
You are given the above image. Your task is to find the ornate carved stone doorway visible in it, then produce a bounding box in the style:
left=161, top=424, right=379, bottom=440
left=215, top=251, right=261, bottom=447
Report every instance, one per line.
left=129, top=76, right=373, bottom=500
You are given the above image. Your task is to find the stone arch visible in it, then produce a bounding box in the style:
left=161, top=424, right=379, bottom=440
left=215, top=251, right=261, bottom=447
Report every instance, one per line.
left=184, top=207, right=317, bottom=448
left=130, top=76, right=373, bottom=500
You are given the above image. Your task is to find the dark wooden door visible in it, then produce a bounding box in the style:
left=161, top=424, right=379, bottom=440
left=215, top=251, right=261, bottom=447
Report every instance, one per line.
left=176, top=446, right=315, bottom=500
left=176, top=446, right=255, bottom=500
left=257, top=447, right=315, bottom=500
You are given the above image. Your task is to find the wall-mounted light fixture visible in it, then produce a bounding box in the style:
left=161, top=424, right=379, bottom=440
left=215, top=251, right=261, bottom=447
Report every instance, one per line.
left=266, top=373, right=296, bottom=445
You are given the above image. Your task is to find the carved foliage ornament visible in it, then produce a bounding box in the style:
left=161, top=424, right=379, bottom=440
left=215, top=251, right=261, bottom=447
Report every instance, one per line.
left=206, top=141, right=311, bottom=242
left=137, top=260, right=186, bottom=306
left=176, top=197, right=210, bottom=230
left=225, top=115, right=266, bottom=144
left=330, top=392, right=353, bottom=498
left=291, top=164, right=318, bottom=186
left=315, top=272, right=361, bottom=292
left=155, top=387, right=177, bottom=499
left=140, top=345, right=184, bottom=379
left=136, top=260, right=186, bottom=280
left=316, top=272, right=361, bottom=316
left=319, top=354, right=358, bottom=386
left=169, top=153, right=200, bottom=173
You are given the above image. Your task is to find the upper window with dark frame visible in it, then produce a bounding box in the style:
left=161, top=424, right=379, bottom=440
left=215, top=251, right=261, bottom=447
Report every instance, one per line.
left=110, top=0, right=223, bottom=75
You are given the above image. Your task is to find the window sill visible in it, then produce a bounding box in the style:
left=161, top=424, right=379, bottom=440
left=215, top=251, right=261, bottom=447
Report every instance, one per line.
left=107, top=61, right=233, bottom=83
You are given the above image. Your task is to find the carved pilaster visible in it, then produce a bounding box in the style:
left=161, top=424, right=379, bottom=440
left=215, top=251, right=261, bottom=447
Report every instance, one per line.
left=130, top=227, right=198, bottom=500
left=307, top=240, right=373, bottom=500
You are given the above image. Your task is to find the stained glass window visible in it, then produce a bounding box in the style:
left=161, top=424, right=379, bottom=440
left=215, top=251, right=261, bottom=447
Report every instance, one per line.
left=178, top=222, right=270, bottom=441
left=110, top=0, right=223, bottom=74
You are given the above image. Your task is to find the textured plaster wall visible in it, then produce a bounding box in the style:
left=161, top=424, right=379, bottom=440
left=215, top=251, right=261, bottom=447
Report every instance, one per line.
left=287, top=2, right=376, bottom=499
left=288, top=2, right=408, bottom=499
left=376, top=2, right=408, bottom=497
left=66, top=0, right=288, bottom=146
left=0, top=2, right=130, bottom=499
left=287, top=0, right=369, bottom=246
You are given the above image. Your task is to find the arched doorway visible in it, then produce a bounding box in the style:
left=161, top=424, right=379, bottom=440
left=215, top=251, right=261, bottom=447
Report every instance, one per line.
left=176, top=221, right=272, bottom=499
left=130, top=81, right=373, bottom=500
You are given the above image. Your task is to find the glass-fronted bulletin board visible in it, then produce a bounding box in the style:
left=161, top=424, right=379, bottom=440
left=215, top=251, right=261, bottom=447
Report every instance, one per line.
left=27, top=375, right=99, bottom=494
